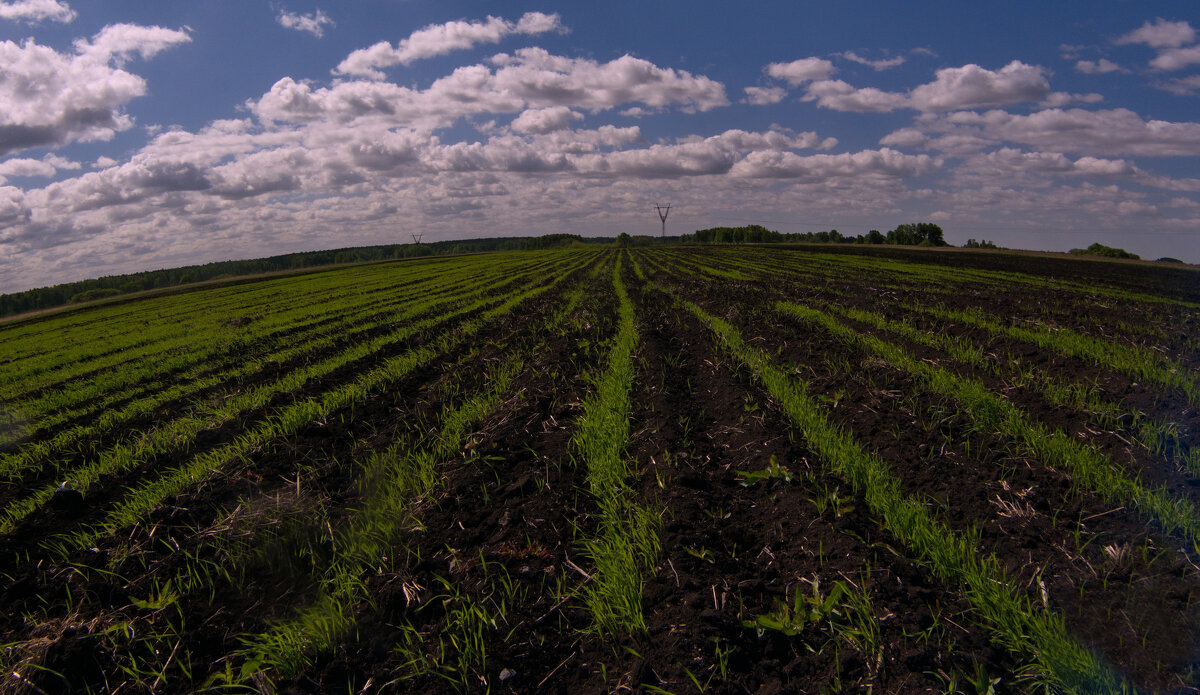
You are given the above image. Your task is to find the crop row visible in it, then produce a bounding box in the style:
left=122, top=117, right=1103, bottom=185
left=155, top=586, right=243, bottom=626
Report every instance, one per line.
left=643, top=248, right=1200, bottom=690
left=0, top=253, right=567, bottom=474
left=3, top=247, right=1198, bottom=692
left=668, top=247, right=1199, bottom=481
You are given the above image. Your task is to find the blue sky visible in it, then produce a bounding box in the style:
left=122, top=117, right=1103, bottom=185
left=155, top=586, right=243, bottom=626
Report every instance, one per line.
left=1, top=1, right=1198, bottom=292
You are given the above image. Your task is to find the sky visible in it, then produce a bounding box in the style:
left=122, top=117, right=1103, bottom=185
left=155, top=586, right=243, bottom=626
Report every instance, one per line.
left=1, top=1, right=1199, bottom=293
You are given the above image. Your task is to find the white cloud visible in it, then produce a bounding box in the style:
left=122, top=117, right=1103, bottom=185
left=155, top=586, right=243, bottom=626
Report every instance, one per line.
left=277, top=8, right=334, bottom=38
left=908, top=61, right=1050, bottom=111
left=0, top=110, right=842, bottom=273
left=765, top=57, right=836, bottom=86
left=0, top=25, right=190, bottom=156
left=1075, top=58, right=1125, bottom=74
left=0, top=152, right=83, bottom=183
left=335, top=12, right=563, bottom=78
left=1113, top=19, right=1200, bottom=72
left=1149, top=45, right=1200, bottom=71
left=74, top=23, right=192, bottom=63
left=1116, top=18, right=1196, bottom=49
left=960, top=148, right=1140, bottom=181
left=1040, top=92, right=1103, bottom=108
left=878, top=128, right=928, bottom=148
left=894, top=108, right=1200, bottom=157
left=488, top=49, right=728, bottom=113
left=729, top=147, right=939, bottom=180
left=800, top=61, right=1053, bottom=113
left=41, top=153, right=80, bottom=170
left=0, top=157, right=55, bottom=183
left=1159, top=74, right=1200, bottom=95
left=535, top=124, right=642, bottom=154
left=510, top=106, right=581, bottom=134
left=209, top=147, right=309, bottom=199
left=742, top=86, right=787, bottom=105
left=258, top=49, right=727, bottom=128
left=839, top=51, right=905, bottom=70
left=804, top=80, right=908, bottom=112
left=0, top=0, right=74, bottom=23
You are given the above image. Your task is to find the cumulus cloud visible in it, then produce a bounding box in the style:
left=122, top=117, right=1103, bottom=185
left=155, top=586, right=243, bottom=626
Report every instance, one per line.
left=800, top=61, right=1054, bottom=113
left=74, top=23, right=192, bottom=63
left=0, top=0, right=74, bottom=23
left=729, top=147, right=939, bottom=180
left=510, top=106, right=581, bottom=134
left=908, top=61, right=1050, bottom=110
left=42, top=153, right=80, bottom=170
left=1075, top=58, right=1125, bottom=74
left=1159, top=74, right=1200, bottom=95
left=0, top=110, right=840, bottom=268
left=958, top=149, right=1141, bottom=182
left=0, top=152, right=81, bottom=183
left=804, top=80, right=908, bottom=112
left=839, top=51, right=905, bottom=70
left=257, top=48, right=727, bottom=127
left=277, top=8, right=334, bottom=38
left=1040, top=91, right=1103, bottom=108
left=1113, top=19, right=1200, bottom=72
left=1116, top=18, right=1196, bottom=49
left=0, top=157, right=55, bottom=183
left=742, top=86, right=787, bottom=105
left=0, top=76, right=841, bottom=274
left=335, top=12, right=563, bottom=78
left=0, top=25, right=190, bottom=156
left=1149, top=46, right=1200, bottom=71
left=765, top=57, right=836, bottom=85
left=889, top=108, right=1200, bottom=157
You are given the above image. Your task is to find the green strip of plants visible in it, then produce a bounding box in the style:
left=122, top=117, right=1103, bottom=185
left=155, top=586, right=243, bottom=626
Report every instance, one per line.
left=0, top=260, right=573, bottom=535
left=241, top=357, right=524, bottom=677
left=837, top=303, right=1199, bottom=477
left=0, top=253, right=549, bottom=406
left=240, top=279, right=591, bottom=681
left=0, top=252, right=552, bottom=400
left=673, top=293, right=1124, bottom=693
left=777, top=301, right=1200, bottom=552
left=923, top=304, right=1200, bottom=409
left=574, top=259, right=660, bottom=635
left=0, top=256, right=560, bottom=478
left=0, top=269, right=466, bottom=453
left=52, top=258, right=589, bottom=553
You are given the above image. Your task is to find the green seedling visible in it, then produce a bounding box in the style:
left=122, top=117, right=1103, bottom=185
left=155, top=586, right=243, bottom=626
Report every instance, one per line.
left=736, top=454, right=793, bottom=486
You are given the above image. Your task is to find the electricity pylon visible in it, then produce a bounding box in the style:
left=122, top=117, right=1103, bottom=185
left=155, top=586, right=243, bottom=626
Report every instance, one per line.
left=655, top=203, right=671, bottom=237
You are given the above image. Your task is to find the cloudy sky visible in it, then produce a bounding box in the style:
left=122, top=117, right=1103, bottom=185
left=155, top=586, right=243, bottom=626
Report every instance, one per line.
left=1, top=1, right=1199, bottom=292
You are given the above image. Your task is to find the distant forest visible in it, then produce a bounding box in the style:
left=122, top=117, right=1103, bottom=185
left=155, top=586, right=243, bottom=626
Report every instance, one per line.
left=0, top=234, right=621, bottom=319
left=681, top=222, right=955, bottom=247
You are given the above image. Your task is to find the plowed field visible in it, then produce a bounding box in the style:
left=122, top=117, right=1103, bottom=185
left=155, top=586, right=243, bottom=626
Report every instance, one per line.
left=1, top=247, right=1199, bottom=694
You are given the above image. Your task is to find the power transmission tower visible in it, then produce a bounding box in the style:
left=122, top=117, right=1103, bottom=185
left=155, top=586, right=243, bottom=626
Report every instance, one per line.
left=411, top=233, right=423, bottom=244
left=655, top=203, right=671, bottom=237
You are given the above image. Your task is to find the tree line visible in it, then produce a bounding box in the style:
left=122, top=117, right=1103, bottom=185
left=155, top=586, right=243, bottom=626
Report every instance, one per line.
left=681, top=222, right=951, bottom=247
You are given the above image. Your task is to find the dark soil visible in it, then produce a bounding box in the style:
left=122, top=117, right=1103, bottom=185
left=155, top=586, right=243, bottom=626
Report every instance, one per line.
left=654, top=257, right=1200, bottom=691
left=2, top=247, right=1199, bottom=694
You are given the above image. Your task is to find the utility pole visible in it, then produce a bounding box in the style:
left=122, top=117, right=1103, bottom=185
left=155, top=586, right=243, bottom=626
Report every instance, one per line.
left=411, top=233, right=423, bottom=244
left=655, top=203, right=671, bottom=238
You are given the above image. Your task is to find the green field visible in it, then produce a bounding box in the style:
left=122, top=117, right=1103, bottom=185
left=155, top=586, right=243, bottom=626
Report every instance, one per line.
left=1, top=246, right=1199, bottom=693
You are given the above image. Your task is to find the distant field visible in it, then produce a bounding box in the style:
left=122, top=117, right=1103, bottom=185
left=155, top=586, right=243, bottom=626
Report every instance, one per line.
left=1, top=247, right=1199, bottom=693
